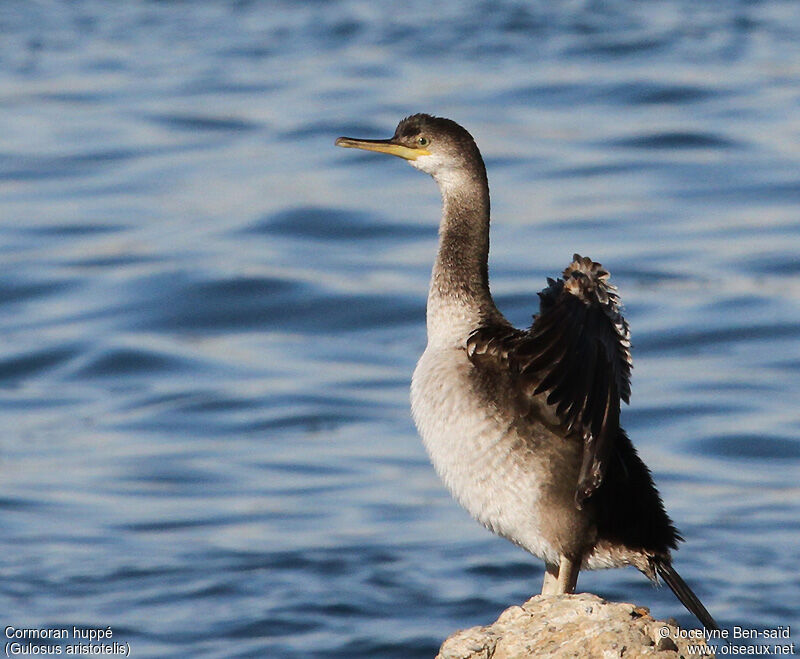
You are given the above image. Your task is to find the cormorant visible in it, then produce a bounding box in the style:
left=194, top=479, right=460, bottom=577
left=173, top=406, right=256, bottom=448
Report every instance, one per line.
left=335, top=114, right=717, bottom=630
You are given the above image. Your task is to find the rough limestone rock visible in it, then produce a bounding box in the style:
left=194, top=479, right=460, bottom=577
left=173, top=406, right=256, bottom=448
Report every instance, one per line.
left=437, top=593, right=714, bottom=659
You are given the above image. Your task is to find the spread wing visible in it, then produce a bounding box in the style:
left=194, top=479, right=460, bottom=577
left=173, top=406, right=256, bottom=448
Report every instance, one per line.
left=466, top=254, right=632, bottom=508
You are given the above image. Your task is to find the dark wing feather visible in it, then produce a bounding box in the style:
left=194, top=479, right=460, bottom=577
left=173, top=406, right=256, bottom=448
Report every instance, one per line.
left=467, top=254, right=632, bottom=508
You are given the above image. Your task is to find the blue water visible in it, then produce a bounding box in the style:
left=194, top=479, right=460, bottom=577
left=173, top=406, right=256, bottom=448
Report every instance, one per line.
left=1, top=1, right=799, bottom=657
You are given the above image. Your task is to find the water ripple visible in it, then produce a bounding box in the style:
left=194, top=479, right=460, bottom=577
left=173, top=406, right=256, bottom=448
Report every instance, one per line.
left=249, top=207, right=434, bottom=241
left=610, top=131, right=739, bottom=150
left=690, top=434, right=800, bottom=460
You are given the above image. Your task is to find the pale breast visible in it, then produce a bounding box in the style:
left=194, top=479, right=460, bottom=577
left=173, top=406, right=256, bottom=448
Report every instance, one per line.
left=410, top=345, right=566, bottom=565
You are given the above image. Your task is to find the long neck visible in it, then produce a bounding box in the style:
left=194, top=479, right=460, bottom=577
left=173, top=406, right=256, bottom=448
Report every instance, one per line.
left=426, top=169, right=500, bottom=346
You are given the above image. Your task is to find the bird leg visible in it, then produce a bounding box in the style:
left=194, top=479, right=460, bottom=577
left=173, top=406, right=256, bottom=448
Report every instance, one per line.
left=541, top=562, right=560, bottom=595
left=557, top=554, right=579, bottom=594
left=541, top=556, right=580, bottom=595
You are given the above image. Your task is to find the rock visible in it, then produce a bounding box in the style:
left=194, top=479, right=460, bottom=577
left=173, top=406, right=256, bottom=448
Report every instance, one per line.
left=437, top=593, right=715, bottom=659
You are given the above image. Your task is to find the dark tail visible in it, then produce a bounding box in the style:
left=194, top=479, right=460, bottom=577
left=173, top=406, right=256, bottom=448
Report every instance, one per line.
left=654, top=559, right=718, bottom=631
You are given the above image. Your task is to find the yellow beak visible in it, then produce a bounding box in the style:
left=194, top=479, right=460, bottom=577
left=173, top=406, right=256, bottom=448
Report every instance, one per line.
left=335, top=137, right=430, bottom=161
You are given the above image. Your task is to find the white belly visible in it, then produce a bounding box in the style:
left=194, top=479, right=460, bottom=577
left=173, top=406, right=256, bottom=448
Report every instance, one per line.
left=410, top=346, right=561, bottom=566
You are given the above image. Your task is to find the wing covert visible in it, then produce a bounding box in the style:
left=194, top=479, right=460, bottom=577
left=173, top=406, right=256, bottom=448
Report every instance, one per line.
left=467, top=254, right=632, bottom=507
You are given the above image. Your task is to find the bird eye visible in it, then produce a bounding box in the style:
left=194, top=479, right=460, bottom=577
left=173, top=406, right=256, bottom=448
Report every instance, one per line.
left=417, top=136, right=429, bottom=146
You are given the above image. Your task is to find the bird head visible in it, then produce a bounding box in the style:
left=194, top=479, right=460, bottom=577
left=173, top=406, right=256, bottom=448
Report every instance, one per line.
left=336, top=114, right=486, bottom=187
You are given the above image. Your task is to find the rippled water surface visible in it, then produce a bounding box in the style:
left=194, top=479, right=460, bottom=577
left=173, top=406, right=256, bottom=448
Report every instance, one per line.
left=1, top=1, right=799, bottom=657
